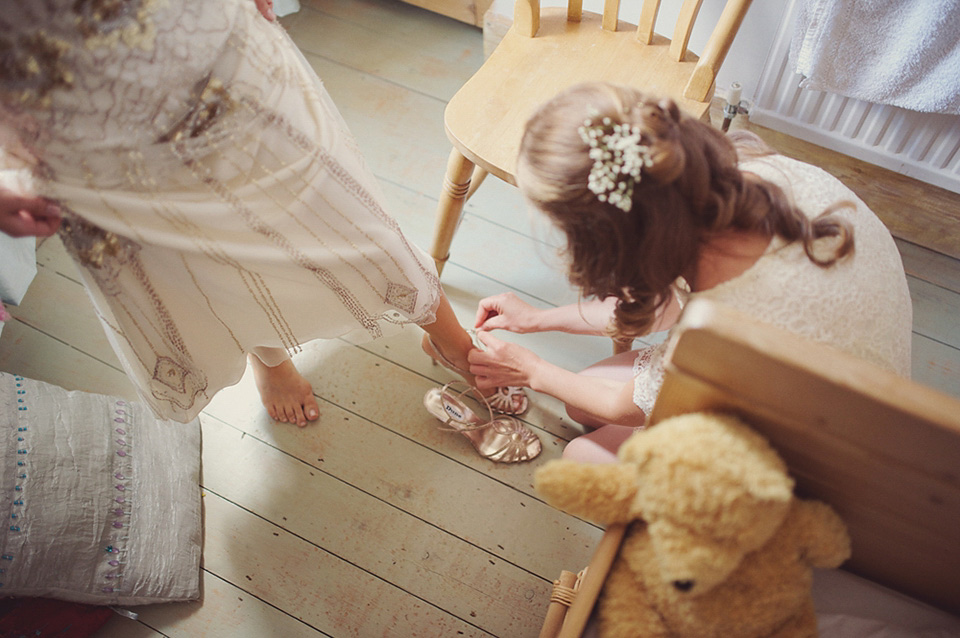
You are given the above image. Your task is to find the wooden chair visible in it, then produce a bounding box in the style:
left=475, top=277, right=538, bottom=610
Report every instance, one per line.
left=429, top=0, right=754, bottom=275
left=540, top=298, right=960, bottom=636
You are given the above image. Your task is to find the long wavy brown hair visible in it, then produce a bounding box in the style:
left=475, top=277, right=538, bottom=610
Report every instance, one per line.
left=516, top=82, right=854, bottom=337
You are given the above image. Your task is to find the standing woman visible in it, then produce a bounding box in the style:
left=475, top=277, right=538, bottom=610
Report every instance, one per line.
left=468, top=82, right=913, bottom=462
left=0, top=0, right=523, bottom=428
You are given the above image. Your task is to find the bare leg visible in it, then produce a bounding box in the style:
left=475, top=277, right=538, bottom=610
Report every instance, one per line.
left=419, top=294, right=526, bottom=412
left=248, top=348, right=320, bottom=428
left=562, top=349, right=642, bottom=462
left=420, top=295, right=475, bottom=380
left=562, top=425, right=640, bottom=463
left=565, top=349, right=639, bottom=427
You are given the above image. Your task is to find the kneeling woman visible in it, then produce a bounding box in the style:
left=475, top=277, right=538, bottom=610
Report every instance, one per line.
left=468, top=82, right=912, bottom=462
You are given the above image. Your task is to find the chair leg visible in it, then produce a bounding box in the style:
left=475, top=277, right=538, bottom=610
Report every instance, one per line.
left=465, top=166, right=489, bottom=201
left=539, top=570, right=580, bottom=638
left=431, top=148, right=476, bottom=276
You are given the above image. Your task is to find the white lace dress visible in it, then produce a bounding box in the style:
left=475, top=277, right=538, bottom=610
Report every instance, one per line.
left=0, top=0, right=441, bottom=421
left=632, top=154, right=913, bottom=415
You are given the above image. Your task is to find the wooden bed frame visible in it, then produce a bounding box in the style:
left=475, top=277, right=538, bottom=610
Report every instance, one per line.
left=542, top=298, right=960, bottom=637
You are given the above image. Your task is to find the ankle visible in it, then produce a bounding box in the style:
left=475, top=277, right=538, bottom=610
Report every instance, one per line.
left=424, top=334, right=470, bottom=370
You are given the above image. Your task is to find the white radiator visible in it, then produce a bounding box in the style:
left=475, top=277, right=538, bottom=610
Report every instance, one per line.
left=749, top=0, right=960, bottom=195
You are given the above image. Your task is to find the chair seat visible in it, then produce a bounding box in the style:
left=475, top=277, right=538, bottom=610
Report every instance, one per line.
left=444, top=8, right=712, bottom=184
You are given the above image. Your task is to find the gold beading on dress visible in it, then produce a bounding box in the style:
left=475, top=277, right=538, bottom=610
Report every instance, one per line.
left=0, top=32, right=74, bottom=107
left=75, top=0, right=167, bottom=51
left=158, top=77, right=233, bottom=144
left=60, top=212, right=212, bottom=413
left=59, top=212, right=135, bottom=272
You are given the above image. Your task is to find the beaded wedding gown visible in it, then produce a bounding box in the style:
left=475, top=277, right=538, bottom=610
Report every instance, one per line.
left=0, top=0, right=441, bottom=421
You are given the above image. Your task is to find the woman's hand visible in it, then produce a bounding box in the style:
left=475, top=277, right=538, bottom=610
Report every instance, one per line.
left=468, top=331, right=542, bottom=390
left=474, top=292, right=541, bottom=333
left=254, top=0, right=276, bottom=21
left=0, top=188, right=61, bottom=238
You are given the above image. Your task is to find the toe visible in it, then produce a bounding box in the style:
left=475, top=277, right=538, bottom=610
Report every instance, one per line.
left=305, top=399, right=320, bottom=422
left=293, top=405, right=307, bottom=427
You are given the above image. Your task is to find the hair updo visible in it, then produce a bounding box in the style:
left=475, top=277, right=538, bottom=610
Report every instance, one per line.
left=516, top=82, right=853, bottom=337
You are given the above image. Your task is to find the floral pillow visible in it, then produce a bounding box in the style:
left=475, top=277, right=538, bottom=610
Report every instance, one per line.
left=0, top=372, right=201, bottom=605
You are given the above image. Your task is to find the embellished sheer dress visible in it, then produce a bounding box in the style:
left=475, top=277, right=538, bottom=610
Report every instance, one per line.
left=0, top=0, right=442, bottom=421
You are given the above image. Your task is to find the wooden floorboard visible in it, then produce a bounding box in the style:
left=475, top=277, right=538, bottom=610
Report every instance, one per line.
left=732, top=119, right=960, bottom=262
left=103, top=569, right=331, bottom=637
left=199, top=417, right=551, bottom=636
left=896, top=238, right=960, bottom=294
left=0, top=0, right=957, bottom=635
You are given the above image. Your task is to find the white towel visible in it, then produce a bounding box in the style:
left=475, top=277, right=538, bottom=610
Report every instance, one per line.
left=791, top=0, right=960, bottom=115
left=274, top=0, right=300, bottom=17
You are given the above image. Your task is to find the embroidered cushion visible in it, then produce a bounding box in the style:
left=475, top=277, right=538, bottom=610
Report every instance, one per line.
left=0, top=372, right=201, bottom=605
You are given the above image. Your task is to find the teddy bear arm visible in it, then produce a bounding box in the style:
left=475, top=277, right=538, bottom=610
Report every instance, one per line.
left=534, top=461, right=640, bottom=524
left=792, top=500, right=852, bottom=569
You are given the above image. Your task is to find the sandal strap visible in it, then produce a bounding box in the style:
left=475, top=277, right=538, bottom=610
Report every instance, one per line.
left=434, top=381, right=496, bottom=432
left=487, top=385, right=529, bottom=415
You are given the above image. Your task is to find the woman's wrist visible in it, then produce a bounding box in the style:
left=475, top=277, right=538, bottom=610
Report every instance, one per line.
left=525, top=361, right=545, bottom=394
left=526, top=358, right=565, bottom=395
left=520, top=307, right=547, bottom=333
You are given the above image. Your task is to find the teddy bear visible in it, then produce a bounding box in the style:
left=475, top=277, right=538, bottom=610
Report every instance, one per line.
left=535, top=412, right=851, bottom=638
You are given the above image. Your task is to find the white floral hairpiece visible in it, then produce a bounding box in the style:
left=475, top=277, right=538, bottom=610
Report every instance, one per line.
left=577, top=114, right=654, bottom=212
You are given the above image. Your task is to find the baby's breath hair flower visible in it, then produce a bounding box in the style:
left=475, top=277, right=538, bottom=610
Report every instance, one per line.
left=577, top=114, right=654, bottom=212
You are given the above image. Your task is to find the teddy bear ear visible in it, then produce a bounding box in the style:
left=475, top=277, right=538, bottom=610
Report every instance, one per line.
left=742, top=462, right=794, bottom=503
left=794, top=500, right=852, bottom=568
left=699, top=413, right=796, bottom=502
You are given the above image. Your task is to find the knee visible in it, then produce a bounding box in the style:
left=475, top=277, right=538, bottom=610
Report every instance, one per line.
left=562, top=433, right=619, bottom=464
left=565, top=404, right=604, bottom=429
left=561, top=436, right=591, bottom=461
left=565, top=403, right=587, bottom=424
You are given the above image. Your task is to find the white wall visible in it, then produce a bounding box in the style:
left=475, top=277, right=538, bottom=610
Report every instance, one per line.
left=683, top=0, right=789, bottom=105
left=485, top=0, right=790, bottom=106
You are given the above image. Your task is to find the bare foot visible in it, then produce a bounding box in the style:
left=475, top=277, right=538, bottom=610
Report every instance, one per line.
left=249, top=355, right=320, bottom=427
left=421, top=334, right=527, bottom=414
left=422, top=333, right=472, bottom=378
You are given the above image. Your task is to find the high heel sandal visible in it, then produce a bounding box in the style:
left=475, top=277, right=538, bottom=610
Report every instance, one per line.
left=423, top=335, right=529, bottom=416
left=423, top=382, right=541, bottom=463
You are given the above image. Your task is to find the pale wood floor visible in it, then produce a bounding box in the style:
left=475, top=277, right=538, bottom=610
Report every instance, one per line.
left=1, top=0, right=958, bottom=635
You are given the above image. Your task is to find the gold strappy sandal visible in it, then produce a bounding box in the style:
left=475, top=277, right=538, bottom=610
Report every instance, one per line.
left=423, top=382, right=541, bottom=463
left=422, top=335, right=530, bottom=416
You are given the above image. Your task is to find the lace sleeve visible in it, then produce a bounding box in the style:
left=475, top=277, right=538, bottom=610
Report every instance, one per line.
left=631, top=342, right=667, bottom=416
